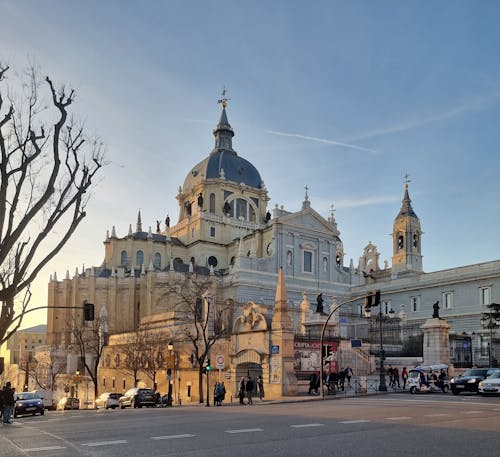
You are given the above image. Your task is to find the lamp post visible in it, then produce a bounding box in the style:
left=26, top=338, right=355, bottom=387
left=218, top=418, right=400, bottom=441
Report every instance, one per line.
left=364, top=303, right=394, bottom=392
left=166, top=342, right=173, bottom=406
left=480, top=303, right=500, bottom=367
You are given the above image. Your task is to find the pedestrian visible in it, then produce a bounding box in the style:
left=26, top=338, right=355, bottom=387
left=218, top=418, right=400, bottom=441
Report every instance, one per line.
left=257, top=375, right=265, bottom=400
left=339, top=368, right=345, bottom=391
left=220, top=382, right=226, bottom=404
left=214, top=382, right=224, bottom=406
left=308, top=372, right=318, bottom=395
left=401, top=367, right=408, bottom=390
left=345, top=366, right=353, bottom=387
left=387, top=365, right=394, bottom=387
left=2, top=381, right=15, bottom=424
left=393, top=367, right=400, bottom=388
left=238, top=377, right=246, bottom=405
left=245, top=376, right=254, bottom=405
left=0, top=385, right=4, bottom=419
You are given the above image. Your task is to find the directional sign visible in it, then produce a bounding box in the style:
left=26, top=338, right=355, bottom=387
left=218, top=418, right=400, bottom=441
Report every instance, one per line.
left=216, top=354, right=225, bottom=369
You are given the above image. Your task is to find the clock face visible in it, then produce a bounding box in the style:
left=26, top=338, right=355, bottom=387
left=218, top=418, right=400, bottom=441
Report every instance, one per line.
left=266, top=240, right=274, bottom=256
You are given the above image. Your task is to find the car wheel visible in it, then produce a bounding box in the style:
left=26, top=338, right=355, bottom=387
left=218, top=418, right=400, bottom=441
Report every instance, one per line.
left=40, top=409, right=45, bottom=416
left=443, top=385, right=449, bottom=393
left=14, top=411, right=18, bottom=418
left=451, top=389, right=459, bottom=395
left=131, top=399, right=136, bottom=408
left=120, top=404, right=125, bottom=409
left=410, top=386, right=416, bottom=394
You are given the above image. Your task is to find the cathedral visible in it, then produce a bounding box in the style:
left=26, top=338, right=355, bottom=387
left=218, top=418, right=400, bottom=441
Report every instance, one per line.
left=45, top=98, right=500, bottom=402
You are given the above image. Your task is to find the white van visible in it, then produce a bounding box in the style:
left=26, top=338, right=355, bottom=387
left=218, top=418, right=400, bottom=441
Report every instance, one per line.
left=32, top=389, right=55, bottom=410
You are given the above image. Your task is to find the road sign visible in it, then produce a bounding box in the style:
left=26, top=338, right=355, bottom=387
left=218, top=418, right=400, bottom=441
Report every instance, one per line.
left=271, top=345, right=280, bottom=354
left=351, top=339, right=363, bottom=348
left=216, top=354, right=225, bottom=369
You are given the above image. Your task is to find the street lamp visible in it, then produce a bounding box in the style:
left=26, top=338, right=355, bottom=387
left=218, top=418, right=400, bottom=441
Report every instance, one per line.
left=166, top=342, right=174, bottom=406
left=480, top=303, right=500, bottom=367
left=364, top=300, right=395, bottom=392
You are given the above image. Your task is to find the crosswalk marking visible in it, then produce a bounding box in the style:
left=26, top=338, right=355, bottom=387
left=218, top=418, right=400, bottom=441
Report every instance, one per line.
left=290, top=423, right=324, bottom=428
left=424, top=413, right=449, bottom=417
left=151, top=434, right=195, bottom=440
left=25, top=446, right=66, bottom=452
left=339, top=420, right=371, bottom=424
left=385, top=416, right=412, bottom=420
left=81, top=440, right=127, bottom=447
left=225, top=428, right=264, bottom=434
left=464, top=411, right=482, bottom=414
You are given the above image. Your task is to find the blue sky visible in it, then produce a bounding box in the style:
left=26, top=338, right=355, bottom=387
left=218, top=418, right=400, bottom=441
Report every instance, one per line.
left=1, top=0, right=500, bottom=328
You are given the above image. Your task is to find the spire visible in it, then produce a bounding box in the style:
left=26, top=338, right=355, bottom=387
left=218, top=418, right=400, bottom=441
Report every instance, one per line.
left=272, top=267, right=292, bottom=329
left=213, top=89, right=235, bottom=151
left=136, top=210, right=142, bottom=232
left=275, top=267, right=288, bottom=308
left=397, top=175, right=418, bottom=219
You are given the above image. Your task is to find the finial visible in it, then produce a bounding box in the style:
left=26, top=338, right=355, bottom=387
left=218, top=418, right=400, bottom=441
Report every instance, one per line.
left=329, top=204, right=336, bottom=221
left=403, top=173, right=411, bottom=190
left=217, top=86, right=230, bottom=109
left=304, top=185, right=309, bottom=201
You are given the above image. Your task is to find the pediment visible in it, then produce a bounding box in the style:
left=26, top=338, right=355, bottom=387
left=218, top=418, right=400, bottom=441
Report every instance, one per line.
left=278, top=208, right=338, bottom=234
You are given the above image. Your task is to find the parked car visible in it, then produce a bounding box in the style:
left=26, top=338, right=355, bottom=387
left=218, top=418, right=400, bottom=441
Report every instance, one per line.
left=119, top=388, right=156, bottom=408
left=56, top=397, right=80, bottom=411
left=14, top=392, right=45, bottom=418
left=95, top=392, right=121, bottom=409
left=478, top=369, right=500, bottom=396
left=450, top=368, right=496, bottom=395
left=32, top=389, right=55, bottom=410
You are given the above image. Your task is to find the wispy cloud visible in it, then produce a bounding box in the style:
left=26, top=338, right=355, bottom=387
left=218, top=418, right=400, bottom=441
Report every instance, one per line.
left=348, top=91, right=500, bottom=142
left=266, top=130, right=377, bottom=153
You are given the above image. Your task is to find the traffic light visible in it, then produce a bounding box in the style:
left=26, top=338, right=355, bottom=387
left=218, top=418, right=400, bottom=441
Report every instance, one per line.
left=206, top=358, right=211, bottom=372
left=83, top=302, right=95, bottom=321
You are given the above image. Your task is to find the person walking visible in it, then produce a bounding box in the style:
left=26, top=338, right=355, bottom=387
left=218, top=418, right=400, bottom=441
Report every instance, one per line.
left=0, top=384, right=4, bottom=419
left=308, top=372, right=318, bottom=395
left=238, top=377, right=246, bottom=405
left=245, top=376, right=254, bottom=405
left=257, top=375, right=265, bottom=400
left=339, top=368, right=346, bottom=392
left=387, top=365, right=394, bottom=388
left=2, top=382, right=15, bottom=424
left=401, top=367, right=408, bottom=390
left=345, top=366, right=353, bottom=387
left=393, top=367, right=400, bottom=388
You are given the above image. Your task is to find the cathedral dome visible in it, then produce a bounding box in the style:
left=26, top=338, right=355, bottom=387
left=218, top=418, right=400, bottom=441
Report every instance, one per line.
left=182, top=105, right=263, bottom=192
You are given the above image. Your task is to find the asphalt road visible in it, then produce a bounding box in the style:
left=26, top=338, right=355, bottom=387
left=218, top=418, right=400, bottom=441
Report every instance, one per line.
left=1, top=394, right=499, bottom=457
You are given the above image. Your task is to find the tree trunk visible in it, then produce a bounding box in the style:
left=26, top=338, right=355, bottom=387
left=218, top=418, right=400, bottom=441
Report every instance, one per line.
left=198, top=368, right=204, bottom=403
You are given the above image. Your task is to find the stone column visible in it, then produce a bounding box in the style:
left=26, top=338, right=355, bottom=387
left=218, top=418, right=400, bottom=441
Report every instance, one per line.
left=420, top=318, right=451, bottom=366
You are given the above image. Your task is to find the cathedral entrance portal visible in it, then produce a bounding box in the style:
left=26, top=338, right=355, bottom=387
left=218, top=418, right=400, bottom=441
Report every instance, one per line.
left=236, top=362, right=262, bottom=382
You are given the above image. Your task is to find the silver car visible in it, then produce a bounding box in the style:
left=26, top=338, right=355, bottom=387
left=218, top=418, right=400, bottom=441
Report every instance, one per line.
left=478, top=370, right=500, bottom=396
left=95, top=392, right=121, bottom=409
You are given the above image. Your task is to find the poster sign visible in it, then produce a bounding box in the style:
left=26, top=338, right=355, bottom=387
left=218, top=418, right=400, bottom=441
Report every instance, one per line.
left=271, top=345, right=280, bottom=355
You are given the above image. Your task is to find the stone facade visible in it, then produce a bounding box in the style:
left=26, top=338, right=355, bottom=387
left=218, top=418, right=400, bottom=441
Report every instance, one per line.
left=45, top=102, right=500, bottom=401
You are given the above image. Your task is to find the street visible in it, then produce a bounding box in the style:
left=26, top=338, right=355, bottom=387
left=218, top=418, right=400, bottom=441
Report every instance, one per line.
left=1, top=394, right=499, bottom=457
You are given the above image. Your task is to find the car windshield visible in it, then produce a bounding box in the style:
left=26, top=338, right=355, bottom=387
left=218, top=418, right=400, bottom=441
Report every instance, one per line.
left=109, top=393, right=121, bottom=399
left=487, top=371, right=500, bottom=379
left=16, top=392, right=39, bottom=400
left=462, top=369, right=487, bottom=377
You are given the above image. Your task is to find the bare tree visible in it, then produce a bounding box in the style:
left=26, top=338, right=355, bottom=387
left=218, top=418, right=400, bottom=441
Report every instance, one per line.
left=69, top=317, right=105, bottom=397
left=118, top=329, right=149, bottom=388
left=26, top=348, right=66, bottom=391
left=142, top=327, right=167, bottom=392
left=170, top=273, right=232, bottom=403
left=0, top=64, right=104, bottom=346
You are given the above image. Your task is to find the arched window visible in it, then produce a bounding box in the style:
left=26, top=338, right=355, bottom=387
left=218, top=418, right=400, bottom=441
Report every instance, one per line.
left=323, top=257, right=328, bottom=272
left=236, top=198, right=246, bottom=219
left=136, top=250, right=144, bottom=266
left=398, top=234, right=404, bottom=250
left=120, top=250, right=127, bottom=266
left=209, top=193, right=216, bottom=213
left=208, top=256, right=218, bottom=267
left=153, top=252, right=161, bottom=269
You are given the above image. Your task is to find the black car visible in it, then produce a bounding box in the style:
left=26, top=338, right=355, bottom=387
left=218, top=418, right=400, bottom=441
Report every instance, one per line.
left=119, top=388, right=156, bottom=408
left=450, top=368, right=496, bottom=395
left=14, top=392, right=45, bottom=417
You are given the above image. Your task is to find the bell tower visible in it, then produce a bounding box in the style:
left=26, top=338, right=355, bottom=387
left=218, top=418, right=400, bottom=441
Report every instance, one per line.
left=391, top=179, right=423, bottom=274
